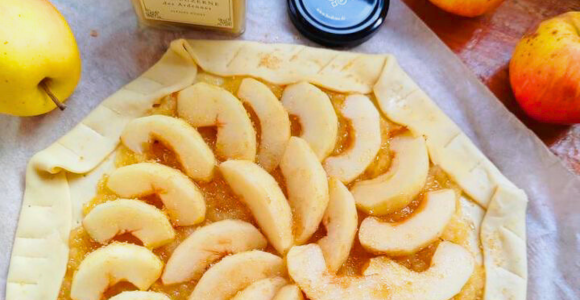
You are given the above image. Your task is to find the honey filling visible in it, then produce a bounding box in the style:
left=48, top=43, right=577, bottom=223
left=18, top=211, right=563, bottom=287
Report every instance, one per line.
left=57, top=73, right=484, bottom=300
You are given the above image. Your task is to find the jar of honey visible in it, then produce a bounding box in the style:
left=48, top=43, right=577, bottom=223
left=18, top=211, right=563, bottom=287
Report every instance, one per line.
left=131, top=0, right=247, bottom=35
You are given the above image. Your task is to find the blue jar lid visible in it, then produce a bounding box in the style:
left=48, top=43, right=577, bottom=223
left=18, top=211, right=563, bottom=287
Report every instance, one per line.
left=288, top=0, right=389, bottom=47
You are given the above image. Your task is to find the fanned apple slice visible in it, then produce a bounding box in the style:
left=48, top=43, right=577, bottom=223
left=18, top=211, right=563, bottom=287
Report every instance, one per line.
left=109, top=291, right=170, bottom=300
left=237, top=78, right=291, bottom=171
left=281, top=82, right=338, bottom=161
left=189, top=250, right=284, bottom=300
left=120, top=115, right=215, bottom=181
left=287, top=244, right=386, bottom=300
left=273, top=285, right=304, bottom=300
left=178, top=82, right=257, bottom=161
left=83, top=199, right=175, bottom=249
left=359, top=189, right=456, bottom=256
left=162, top=220, right=268, bottom=285
left=317, top=178, right=358, bottom=272
left=363, top=241, right=475, bottom=300
left=70, top=243, right=163, bottom=300
left=287, top=242, right=473, bottom=300
left=351, top=132, right=429, bottom=215
left=219, top=160, right=293, bottom=254
left=280, top=137, right=329, bottom=244
left=107, top=163, right=206, bottom=226
left=323, top=94, right=381, bottom=184
left=231, top=277, right=287, bottom=300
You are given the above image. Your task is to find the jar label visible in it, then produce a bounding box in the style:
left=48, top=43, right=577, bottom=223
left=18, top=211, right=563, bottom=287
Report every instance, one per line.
left=139, top=0, right=234, bottom=28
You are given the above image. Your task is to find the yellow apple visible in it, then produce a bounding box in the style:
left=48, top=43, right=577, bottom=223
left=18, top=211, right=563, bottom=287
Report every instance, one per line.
left=0, top=0, right=81, bottom=116
left=510, top=12, right=580, bottom=124
left=427, top=0, right=505, bottom=17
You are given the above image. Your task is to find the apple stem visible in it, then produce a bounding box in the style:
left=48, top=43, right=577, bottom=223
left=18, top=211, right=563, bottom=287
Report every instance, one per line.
left=40, top=81, right=66, bottom=111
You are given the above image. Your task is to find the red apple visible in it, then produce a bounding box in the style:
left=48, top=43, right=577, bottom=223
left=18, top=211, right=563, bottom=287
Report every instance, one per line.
left=427, top=0, right=505, bottom=17
left=510, top=12, right=580, bottom=124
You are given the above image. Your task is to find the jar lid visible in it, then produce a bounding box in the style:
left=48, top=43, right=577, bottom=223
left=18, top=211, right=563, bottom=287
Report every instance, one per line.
left=288, top=0, right=389, bottom=47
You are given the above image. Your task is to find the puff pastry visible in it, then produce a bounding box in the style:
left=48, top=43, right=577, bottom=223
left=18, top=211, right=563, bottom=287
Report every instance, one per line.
left=5, top=39, right=527, bottom=300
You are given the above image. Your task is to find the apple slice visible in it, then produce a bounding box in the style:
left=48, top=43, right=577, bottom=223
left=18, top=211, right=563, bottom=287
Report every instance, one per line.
left=287, top=242, right=473, bottom=300
left=178, top=82, right=256, bottom=161
left=83, top=199, right=175, bottom=249
left=287, top=244, right=386, bottom=300
left=120, top=115, right=215, bottom=181
left=363, top=241, right=475, bottom=300
left=323, top=94, right=381, bottom=184
left=280, top=137, right=329, bottom=244
left=108, top=291, right=170, bottom=300
left=237, top=78, right=291, bottom=171
left=231, top=277, right=287, bottom=300
left=162, top=220, right=267, bottom=285
left=351, top=132, right=429, bottom=215
left=359, top=189, right=456, bottom=256
left=273, top=285, right=304, bottom=300
left=220, top=160, right=293, bottom=254
left=317, top=178, right=358, bottom=272
left=189, top=250, right=284, bottom=300
left=70, top=243, right=163, bottom=300
left=107, top=163, right=206, bottom=226
left=281, top=82, right=338, bottom=161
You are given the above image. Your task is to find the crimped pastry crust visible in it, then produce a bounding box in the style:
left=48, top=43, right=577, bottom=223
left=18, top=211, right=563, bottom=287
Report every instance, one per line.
left=6, top=39, right=527, bottom=300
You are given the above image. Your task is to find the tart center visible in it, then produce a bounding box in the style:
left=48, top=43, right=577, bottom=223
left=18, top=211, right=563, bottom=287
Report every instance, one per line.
left=57, top=73, right=483, bottom=300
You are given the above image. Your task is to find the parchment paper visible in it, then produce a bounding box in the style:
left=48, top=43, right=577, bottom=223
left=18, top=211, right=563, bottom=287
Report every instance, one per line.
left=1, top=0, right=579, bottom=299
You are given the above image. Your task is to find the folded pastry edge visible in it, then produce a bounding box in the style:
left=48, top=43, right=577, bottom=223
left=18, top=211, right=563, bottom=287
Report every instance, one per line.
left=5, top=39, right=198, bottom=300
left=5, top=39, right=528, bottom=300
left=373, top=55, right=528, bottom=300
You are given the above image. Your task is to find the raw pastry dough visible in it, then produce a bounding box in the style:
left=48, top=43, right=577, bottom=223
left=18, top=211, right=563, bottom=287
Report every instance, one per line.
left=5, top=39, right=527, bottom=300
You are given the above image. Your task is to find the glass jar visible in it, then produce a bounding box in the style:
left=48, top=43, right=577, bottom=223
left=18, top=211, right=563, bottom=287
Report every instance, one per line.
left=131, top=0, right=247, bottom=35
left=288, top=0, right=389, bottom=47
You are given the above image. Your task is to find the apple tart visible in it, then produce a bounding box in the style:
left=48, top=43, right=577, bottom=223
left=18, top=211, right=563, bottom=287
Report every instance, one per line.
left=5, top=40, right=528, bottom=300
